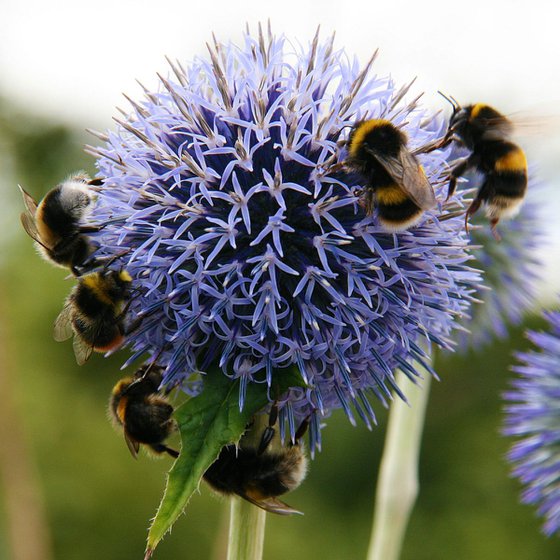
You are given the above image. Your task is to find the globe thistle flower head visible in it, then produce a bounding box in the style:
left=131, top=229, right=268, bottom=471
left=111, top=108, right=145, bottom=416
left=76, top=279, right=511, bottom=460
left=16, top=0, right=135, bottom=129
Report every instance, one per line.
left=503, top=308, right=560, bottom=535
left=85, top=26, right=481, bottom=449
left=453, top=173, right=544, bottom=352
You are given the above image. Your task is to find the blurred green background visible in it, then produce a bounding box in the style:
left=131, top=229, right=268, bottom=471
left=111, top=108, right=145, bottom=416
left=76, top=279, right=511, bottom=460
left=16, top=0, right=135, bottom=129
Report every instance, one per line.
left=0, top=98, right=558, bottom=560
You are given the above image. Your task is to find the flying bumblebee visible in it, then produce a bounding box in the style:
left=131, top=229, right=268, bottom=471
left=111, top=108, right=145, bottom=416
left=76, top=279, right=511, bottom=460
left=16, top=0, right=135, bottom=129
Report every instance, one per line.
left=109, top=365, right=178, bottom=458
left=203, top=413, right=308, bottom=515
left=19, top=172, right=102, bottom=275
left=53, top=269, right=133, bottom=365
left=345, top=119, right=436, bottom=231
left=443, top=99, right=528, bottom=239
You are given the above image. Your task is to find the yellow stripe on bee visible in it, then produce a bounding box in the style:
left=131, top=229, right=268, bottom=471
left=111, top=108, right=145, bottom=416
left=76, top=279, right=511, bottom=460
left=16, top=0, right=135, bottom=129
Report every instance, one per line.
left=495, top=147, right=527, bottom=172
left=470, top=103, right=487, bottom=119
left=246, top=487, right=268, bottom=501
left=349, top=119, right=392, bottom=158
left=117, top=395, right=128, bottom=424
left=36, top=214, right=57, bottom=247
left=82, top=274, right=114, bottom=306
left=376, top=185, right=408, bottom=205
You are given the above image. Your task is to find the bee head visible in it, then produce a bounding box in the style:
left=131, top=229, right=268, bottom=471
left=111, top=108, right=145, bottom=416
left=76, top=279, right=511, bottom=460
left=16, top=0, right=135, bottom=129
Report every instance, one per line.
left=439, top=92, right=469, bottom=144
left=446, top=100, right=512, bottom=147
left=132, top=364, right=165, bottom=392
left=448, top=106, right=469, bottom=135
left=94, top=268, right=133, bottom=301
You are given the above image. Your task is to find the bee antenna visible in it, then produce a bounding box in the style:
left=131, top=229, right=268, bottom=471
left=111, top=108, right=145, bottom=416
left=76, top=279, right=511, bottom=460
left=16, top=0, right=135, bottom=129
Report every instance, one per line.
left=123, top=350, right=166, bottom=395
left=437, top=91, right=459, bottom=110
left=136, top=348, right=165, bottom=383
left=335, top=123, right=355, bottom=143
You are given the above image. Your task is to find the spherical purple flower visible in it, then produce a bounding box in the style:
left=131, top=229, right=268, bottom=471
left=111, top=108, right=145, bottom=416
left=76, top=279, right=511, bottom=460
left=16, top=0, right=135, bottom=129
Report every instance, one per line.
left=504, top=307, right=560, bottom=535
left=454, top=174, right=544, bottom=351
left=84, top=27, right=481, bottom=449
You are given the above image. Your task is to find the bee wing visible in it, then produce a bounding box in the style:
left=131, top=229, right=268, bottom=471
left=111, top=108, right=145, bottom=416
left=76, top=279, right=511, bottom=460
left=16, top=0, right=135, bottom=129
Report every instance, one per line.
left=19, top=211, right=42, bottom=244
left=372, top=148, right=436, bottom=211
left=18, top=185, right=38, bottom=215
left=17, top=187, right=54, bottom=251
left=72, top=334, right=94, bottom=366
left=241, top=493, right=303, bottom=516
left=124, top=431, right=140, bottom=458
left=54, top=299, right=95, bottom=365
left=53, top=304, right=74, bottom=342
left=502, top=110, right=560, bottom=140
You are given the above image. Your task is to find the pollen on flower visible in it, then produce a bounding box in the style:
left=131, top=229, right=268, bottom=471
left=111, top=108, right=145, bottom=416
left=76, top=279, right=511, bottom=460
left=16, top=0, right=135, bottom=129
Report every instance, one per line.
left=83, top=25, right=481, bottom=449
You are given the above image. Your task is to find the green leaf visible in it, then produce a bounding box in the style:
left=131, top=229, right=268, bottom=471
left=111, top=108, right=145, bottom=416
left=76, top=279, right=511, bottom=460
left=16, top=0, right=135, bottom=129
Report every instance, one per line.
left=145, top=366, right=306, bottom=558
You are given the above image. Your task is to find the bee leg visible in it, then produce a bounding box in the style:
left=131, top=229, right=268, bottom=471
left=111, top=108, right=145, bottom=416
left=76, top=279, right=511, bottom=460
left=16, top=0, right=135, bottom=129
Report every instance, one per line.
left=122, top=297, right=166, bottom=337
left=123, top=315, right=143, bottom=336
left=293, top=416, right=310, bottom=446
left=464, top=197, right=483, bottom=234
left=447, top=177, right=458, bottom=200
left=100, top=249, right=133, bottom=269
left=447, top=157, right=470, bottom=200
left=71, top=263, right=86, bottom=276
left=165, top=446, right=180, bottom=459
left=257, top=402, right=279, bottom=456
left=490, top=218, right=502, bottom=242
left=78, top=248, right=132, bottom=275
left=78, top=224, right=104, bottom=234
left=324, top=162, right=345, bottom=174
left=412, top=135, right=450, bottom=156
left=161, top=445, right=180, bottom=459
left=150, top=443, right=179, bottom=458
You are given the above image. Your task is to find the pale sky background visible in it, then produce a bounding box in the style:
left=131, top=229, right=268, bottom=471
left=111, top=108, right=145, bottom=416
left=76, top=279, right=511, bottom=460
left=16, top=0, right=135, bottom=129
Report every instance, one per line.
left=1, top=0, right=559, bottom=297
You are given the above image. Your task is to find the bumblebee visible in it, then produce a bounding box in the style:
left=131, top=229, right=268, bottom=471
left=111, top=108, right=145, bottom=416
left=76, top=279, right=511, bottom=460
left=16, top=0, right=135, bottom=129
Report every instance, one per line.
left=203, top=413, right=308, bottom=515
left=345, top=119, right=436, bottom=231
left=444, top=101, right=528, bottom=239
left=109, top=365, right=178, bottom=458
left=53, top=269, right=133, bottom=365
left=19, top=172, right=102, bottom=275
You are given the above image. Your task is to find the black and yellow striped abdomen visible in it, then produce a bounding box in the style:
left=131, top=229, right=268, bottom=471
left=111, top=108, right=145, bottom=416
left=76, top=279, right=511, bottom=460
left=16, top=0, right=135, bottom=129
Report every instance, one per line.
left=478, top=140, right=527, bottom=201
left=374, top=184, right=423, bottom=231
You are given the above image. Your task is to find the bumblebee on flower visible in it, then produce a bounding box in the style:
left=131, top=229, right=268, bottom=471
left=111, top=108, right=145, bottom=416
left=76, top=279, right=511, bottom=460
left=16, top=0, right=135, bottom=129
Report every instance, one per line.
left=72, top=27, right=481, bottom=451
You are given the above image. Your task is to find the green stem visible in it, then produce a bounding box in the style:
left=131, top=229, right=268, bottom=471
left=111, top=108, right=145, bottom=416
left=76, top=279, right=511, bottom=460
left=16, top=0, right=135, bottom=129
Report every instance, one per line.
left=227, top=497, right=267, bottom=560
left=366, top=369, right=432, bottom=560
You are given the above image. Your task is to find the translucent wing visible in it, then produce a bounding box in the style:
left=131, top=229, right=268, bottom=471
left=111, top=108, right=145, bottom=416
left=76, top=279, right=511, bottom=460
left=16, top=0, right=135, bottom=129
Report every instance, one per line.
left=512, top=113, right=556, bottom=130
left=369, top=147, right=436, bottom=211
left=18, top=185, right=55, bottom=251
left=124, top=431, right=140, bottom=458
left=53, top=303, right=74, bottom=342
left=20, top=211, right=42, bottom=244
left=18, top=185, right=38, bottom=215
left=242, top=493, right=303, bottom=516
left=54, top=299, right=95, bottom=365
left=72, top=333, right=94, bottom=366
left=504, top=110, right=560, bottom=139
